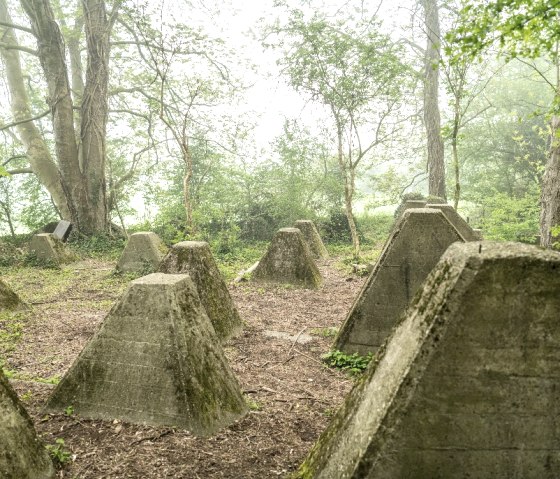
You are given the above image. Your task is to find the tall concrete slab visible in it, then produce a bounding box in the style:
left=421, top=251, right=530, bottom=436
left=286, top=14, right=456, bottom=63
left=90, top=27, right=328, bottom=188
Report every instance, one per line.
left=333, top=209, right=464, bottom=354
left=116, top=232, right=166, bottom=274
left=293, top=220, right=329, bottom=259
left=159, top=241, right=243, bottom=341
left=252, top=228, right=322, bottom=289
left=427, top=203, right=480, bottom=241
left=45, top=273, right=246, bottom=436
left=1, top=369, right=55, bottom=479
left=297, top=242, right=560, bottom=479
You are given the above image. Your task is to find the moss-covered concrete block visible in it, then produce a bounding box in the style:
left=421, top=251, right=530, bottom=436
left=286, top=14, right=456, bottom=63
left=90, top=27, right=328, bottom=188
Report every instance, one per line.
left=252, top=228, right=322, bottom=289
left=159, top=241, right=242, bottom=341
left=0, top=279, right=26, bottom=311
left=297, top=242, right=560, bottom=478
left=116, top=232, right=166, bottom=274
left=294, top=220, right=329, bottom=259
left=0, top=369, right=55, bottom=479
left=427, top=203, right=479, bottom=241
left=28, top=233, right=70, bottom=265
left=334, top=208, right=464, bottom=355
left=45, top=273, right=247, bottom=436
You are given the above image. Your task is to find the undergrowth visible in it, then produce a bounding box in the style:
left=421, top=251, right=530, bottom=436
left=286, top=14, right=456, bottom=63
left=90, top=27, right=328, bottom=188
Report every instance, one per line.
left=322, top=349, right=373, bottom=376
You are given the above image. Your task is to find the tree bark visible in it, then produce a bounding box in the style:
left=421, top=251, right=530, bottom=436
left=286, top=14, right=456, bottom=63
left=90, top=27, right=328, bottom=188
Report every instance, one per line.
left=335, top=120, right=360, bottom=258
left=0, top=0, right=70, bottom=218
left=540, top=115, right=560, bottom=248
left=422, top=0, right=446, bottom=199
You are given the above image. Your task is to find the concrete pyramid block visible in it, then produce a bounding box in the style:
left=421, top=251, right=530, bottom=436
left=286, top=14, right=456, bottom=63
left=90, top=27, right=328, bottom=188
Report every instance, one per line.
left=333, top=208, right=464, bottom=354
left=427, top=203, right=480, bottom=241
left=116, top=232, right=166, bottom=274
left=28, top=233, right=69, bottom=264
left=0, top=279, right=26, bottom=311
left=294, top=220, right=329, bottom=259
left=252, top=228, right=322, bottom=289
left=45, top=273, right=247, bottom=436
left=159, top=241, right=243, bottom=341
left=297, top=242, right=560, bottom=479
left=1, top=369, right=55, bottom=479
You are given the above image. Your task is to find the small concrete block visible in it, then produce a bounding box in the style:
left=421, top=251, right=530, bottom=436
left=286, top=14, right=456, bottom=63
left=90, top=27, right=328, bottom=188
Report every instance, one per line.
left=45, top=273, right=246, bottom=436
left=252, top=228, right=322, bottom=288
left=293, top=220, right=329, bottom=259
left=116, top=232, right=166, bottom=274
left=427, top=203, right=479, bottom=241
left=333, top=208, right=464, bottom=355
left=159, top=241, right=243, bottom=341
left=52, top=220, right=72, bottom=242
left=0, top=369, right=55, bottom=479
left=297, top=242, right=560, bottom=479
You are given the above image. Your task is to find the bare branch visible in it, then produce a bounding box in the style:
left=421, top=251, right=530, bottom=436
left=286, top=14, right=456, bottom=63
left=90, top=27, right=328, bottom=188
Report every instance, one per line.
left=0, top=20, right=34, bottom=35
left=0, top=108, right=50, bottom=131
left=0, top=42, right=37, bottom=55
left=7, top=167, right=32, bottom=175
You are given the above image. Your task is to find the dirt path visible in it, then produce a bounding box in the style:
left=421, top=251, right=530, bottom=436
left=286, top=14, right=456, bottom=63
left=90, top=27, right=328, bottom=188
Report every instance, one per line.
left=4, top=257, right=365, bottom=478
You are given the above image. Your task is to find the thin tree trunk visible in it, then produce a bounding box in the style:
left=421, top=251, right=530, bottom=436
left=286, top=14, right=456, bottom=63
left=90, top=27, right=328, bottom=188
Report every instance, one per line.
left=451, top=101, right=460, bottom=210
left=334, top=120, right=360, bottom=257
left=540, top=115, right=560, bottom=248
left=0, top=0, right=70, bottom=219
left=422, top=0, right=446, bottom=199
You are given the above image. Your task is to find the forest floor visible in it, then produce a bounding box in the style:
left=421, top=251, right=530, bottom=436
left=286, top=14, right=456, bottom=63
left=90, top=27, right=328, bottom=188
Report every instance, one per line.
left=1, top=253, right=367, bottom=478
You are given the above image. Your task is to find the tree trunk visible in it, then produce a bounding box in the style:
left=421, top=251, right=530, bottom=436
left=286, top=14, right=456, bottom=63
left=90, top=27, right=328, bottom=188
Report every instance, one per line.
left=334, top=121, right=360, bottom=258
left=20, top=0, right=116, bottom=235
left=78, top=0, right=111, bottom=234
left=0, top=0, right=70, bottom=219
left=422, top=0, right=446, bottom=199
left=540, top=115, right=560, bottom=248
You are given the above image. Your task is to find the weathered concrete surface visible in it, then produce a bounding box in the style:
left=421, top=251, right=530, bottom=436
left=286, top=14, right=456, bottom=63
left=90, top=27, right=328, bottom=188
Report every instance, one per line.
left=427, top=203, right=480, bottom=241
left=159, top=241, right=242, bottom=341
left=0, top=279, right=26, bottom=311
left=1, top=369, right=55, bottom=479
left=293, top=220, right=329, bottom=259
left=252, top=228, right=322, bottom=289
left=394, top=199, right=427, bottom=220
left=297, top=242, right=560, bottom=479
left=334, top=209, right=464, bottom=354
left=28, top=233, right=69, bottom=264
left=45, top=273, right=247, bottom=436
left=116, top=232, right=166, bottom=274
left=52, top=220, right=72, bottom=242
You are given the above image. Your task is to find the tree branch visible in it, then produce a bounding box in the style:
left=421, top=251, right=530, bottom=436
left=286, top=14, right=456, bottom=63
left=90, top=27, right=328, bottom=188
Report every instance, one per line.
left=0, top=20, right=34, bottom=35
left=0, top=42, right=37, bottom=55
left=0, top=108, right=50, bottom=131
left=7, top=167, right=32, bottom=175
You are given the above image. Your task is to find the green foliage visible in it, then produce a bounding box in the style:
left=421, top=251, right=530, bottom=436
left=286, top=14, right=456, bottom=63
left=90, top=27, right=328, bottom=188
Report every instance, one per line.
left=64, top=405, right=74, bottom=416
left=46, top=438, right=72, bottom=468
left=449, top=1, right=560, bottom=62
left=476, top=191, right=540, bottom=242
left=22, top=251, right=60, bottom=270
left=552, top=225, right=560, bottom=250
left=68, top=234, right=125, bottom=260
left=0, top=311, right=27, bottom=354
left=322, top=349, right=372, bottom=376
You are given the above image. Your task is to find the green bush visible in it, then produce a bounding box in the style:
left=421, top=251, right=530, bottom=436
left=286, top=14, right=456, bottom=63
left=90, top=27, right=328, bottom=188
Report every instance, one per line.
left=322, top=349, right=373, bottom=376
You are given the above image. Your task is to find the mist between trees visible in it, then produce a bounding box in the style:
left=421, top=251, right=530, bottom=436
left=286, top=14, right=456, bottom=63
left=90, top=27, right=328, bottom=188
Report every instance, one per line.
left=0, top=0, right=557, bottom=256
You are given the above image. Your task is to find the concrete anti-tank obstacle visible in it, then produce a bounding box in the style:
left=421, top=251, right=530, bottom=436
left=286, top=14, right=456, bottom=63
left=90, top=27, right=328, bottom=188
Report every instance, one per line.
left=252, top=228, right=322, bottom=289
left=297, top=242, right=560, bottom=479
left=52, top=220, right=72, bottom=242
left=159, top=241, right=243, bottom=341
left=0, top=368, right=55, bottom=479
left=0, top=279, right=26, bottom=311
left=293, top=220, right=329, bottom=259
left=427, top=203, right=480, bottom=241
left=333, top=208, right=465, bottom=355
left=29, top=233, right=70, bottom=265
left=45, top=273, right=247, bottom=436
left=116, top=232, right=166, bottom=274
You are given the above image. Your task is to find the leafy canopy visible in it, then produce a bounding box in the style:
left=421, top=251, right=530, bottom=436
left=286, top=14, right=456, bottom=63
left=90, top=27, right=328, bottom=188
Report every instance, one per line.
left=449, top=0, right=560, bottom=60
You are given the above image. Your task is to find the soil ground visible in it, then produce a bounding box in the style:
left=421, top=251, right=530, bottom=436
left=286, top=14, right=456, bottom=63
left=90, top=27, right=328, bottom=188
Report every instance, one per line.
left=1, top=256, right=366, bottom=478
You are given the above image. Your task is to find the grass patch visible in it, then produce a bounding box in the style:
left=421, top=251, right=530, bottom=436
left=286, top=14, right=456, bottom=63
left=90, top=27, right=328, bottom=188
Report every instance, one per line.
left=214, top=242, right=267, bottom=281
left=309, top=326, right=338, bottom=338
left=0, top=310, right=30, bottom=354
